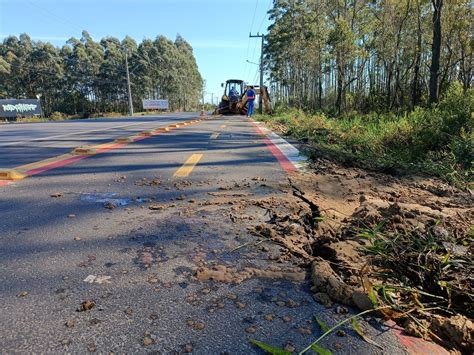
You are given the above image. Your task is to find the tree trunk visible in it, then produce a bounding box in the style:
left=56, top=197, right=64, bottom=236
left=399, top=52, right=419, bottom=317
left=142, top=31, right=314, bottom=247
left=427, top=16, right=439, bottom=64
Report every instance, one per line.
left=336, top=51, right=344, bottom=115
left=429, top=0, right=443, bottom=105
left=412, top=0, right=423, bottom=107
left=317, top=53, right=323, bottom=109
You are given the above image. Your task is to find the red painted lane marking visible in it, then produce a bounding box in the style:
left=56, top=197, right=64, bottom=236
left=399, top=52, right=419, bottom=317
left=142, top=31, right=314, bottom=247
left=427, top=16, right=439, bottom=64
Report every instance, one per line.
left=95, top=142, right=127, bottom=154
left=249, top=119, right=297, bottom=173
left=0, top=180, right=11, bottom=187
left=385, top=320, right=449, bottom=354
left=23, top=142, right=129, bottom=177
left=24, top=155, right=88, bottom=176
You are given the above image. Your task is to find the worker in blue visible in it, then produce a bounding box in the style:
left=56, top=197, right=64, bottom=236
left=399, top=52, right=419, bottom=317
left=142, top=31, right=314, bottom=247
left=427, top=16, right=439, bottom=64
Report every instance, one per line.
left=246, top=86, right=256, bottom=117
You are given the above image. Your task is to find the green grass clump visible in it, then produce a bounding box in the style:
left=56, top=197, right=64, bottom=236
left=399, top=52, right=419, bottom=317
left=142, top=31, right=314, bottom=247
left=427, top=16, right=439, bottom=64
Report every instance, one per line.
left=359, top=223, right=473, bottom=318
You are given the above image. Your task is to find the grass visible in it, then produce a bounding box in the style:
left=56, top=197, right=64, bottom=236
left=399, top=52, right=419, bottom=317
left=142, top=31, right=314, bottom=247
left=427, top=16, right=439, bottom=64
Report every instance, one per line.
left=358, top=223, right=473, bottom=319
left=250, top=307, right=391, bottom=354
left=255, top=83, right=473, bottom=187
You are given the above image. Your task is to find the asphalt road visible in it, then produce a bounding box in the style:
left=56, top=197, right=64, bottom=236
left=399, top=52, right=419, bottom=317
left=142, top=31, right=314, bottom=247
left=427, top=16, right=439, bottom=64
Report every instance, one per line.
left=0, top=113, right=199, bottom=168
left=0, top=114, right=408, bottom=354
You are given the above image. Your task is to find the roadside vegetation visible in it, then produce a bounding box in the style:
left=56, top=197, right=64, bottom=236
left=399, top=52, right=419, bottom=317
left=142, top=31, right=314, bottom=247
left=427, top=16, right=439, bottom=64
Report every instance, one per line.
left=265, top=1, right=472, bottom=114
left=257, top=83, right=473, bottom=187
left=261, top=0, right=473, bottom=187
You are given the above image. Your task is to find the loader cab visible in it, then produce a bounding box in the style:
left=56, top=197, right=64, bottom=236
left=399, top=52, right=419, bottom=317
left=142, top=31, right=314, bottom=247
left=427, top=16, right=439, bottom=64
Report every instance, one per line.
left=222, top=80, right=245, bottom=100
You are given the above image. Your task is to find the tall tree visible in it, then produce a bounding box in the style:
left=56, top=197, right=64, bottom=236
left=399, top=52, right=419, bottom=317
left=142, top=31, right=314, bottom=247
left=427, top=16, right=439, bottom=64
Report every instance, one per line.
left=429, top=0, right=443, bottom=104
left=265, top=0, right=472, bottom=114
left=0, top=32, right=203, bottom=117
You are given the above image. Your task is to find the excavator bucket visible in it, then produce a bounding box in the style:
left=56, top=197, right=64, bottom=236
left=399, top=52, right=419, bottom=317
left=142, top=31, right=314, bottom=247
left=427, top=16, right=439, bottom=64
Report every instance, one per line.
left=254, top=86, right=273, bottom=115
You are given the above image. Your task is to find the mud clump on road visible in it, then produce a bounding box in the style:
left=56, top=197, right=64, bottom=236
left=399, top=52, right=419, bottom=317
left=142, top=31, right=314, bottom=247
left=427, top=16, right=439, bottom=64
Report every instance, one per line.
left=77, top=299, right=96, bottom=312
left=244, top=157, right=473, bottom=353
left=194, top=264, right=305, bottom=284
left=135, top=177, right=161, bottom=186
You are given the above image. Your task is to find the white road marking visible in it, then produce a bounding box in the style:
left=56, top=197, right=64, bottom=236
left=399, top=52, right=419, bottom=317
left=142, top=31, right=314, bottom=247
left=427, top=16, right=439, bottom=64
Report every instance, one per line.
left=252, top=121, right=308, bottom=170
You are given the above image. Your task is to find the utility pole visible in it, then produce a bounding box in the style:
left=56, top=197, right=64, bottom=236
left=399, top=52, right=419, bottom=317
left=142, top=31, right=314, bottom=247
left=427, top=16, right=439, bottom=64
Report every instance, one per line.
left=125, top=48, right=134, bottom=116
left=249, top=32, right=264, bottom=114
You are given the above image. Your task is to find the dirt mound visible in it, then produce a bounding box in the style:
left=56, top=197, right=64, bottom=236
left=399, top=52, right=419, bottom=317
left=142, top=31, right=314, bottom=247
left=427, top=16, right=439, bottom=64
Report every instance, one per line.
left=243, top=157, right=473, bottom=353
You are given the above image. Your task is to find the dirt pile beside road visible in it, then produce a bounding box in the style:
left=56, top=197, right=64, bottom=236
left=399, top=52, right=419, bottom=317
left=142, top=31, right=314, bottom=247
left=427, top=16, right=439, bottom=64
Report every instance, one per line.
left=244, top=158, right=473, bottom=353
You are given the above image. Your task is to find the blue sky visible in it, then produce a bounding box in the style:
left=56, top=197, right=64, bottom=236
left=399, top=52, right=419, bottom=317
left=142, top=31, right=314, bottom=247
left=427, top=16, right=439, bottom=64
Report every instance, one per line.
left=0, top=0, right=272, bottom=103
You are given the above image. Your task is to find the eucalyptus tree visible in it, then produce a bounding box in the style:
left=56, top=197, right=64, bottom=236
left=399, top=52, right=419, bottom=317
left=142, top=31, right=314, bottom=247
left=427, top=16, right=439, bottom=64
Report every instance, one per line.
left=0, top=31, right=203, bottom=117
left=265, top=0, right=473, bottom=113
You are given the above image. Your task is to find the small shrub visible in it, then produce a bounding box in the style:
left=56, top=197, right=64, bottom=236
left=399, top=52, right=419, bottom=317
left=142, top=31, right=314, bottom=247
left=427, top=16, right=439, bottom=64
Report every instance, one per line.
left=449, top=129, right=474, bottom=171
left=49, top=111, right=65, bottom=120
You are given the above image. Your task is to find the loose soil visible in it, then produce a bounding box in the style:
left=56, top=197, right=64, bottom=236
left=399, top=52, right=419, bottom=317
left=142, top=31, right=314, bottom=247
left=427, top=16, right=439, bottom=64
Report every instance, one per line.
left=235, top=156, right=473, bottom=353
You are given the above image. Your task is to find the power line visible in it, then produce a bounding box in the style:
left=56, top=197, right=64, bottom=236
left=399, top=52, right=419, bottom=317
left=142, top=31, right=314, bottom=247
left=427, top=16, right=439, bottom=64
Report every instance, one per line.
left=248, top=1, right=272, bottom=82
left=7, top=0, right=176, bottom=81
left=242, top=0, right=260, bottom=80
left=257, top=0, right=273, bottom=33
left=26, top=0, right=158, bottom=76
left=248, top=39, right=259, bottom=78
left=25, top=0, right=83, bottom=36
left=250, top=0, right=260, bottom=33
left=252, top=68, right=260, bottom=84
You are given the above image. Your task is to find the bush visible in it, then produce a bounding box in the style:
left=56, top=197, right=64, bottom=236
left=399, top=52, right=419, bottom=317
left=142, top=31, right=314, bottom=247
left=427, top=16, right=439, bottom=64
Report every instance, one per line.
left=49, top=111, right=65, bottom=120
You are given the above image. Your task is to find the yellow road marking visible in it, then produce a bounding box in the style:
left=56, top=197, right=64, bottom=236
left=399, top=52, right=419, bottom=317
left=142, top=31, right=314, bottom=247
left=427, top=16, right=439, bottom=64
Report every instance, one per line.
left=173, top=154, right=203, bottom=178
left=0, top=169, right=26, bottom=180
left=114, top=137, right=134, bottom=143
left=9, top=137, right=131, bottom=176
left=94, top=142, right=118, bottom=150
left=219, top=125, right=226, bottom=128
left=1, top=117, right=206, bottom=182
left=210, top=132, right=220, bottom=139
left=72, top=146, right=97, bottom=156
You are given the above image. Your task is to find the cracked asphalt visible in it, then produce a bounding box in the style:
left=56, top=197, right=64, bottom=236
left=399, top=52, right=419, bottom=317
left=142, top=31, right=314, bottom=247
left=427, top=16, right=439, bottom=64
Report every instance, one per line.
left=0, top=113, right=407, bottom=354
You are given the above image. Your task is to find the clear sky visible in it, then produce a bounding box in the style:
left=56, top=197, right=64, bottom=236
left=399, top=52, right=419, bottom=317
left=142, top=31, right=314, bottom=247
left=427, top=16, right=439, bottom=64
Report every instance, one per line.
left=0, top=0, right=271, bottom=104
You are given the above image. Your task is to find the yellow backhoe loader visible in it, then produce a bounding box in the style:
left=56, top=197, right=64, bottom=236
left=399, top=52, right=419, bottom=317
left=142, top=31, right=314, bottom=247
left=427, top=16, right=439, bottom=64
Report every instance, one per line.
left=214, top=79, right=272, bottom=115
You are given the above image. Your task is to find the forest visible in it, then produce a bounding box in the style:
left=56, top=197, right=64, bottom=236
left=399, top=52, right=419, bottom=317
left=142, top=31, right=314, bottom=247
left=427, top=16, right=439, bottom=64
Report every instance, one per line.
left=265, top=0, right=473, bottom=113
left=0, top=31, right=203, bottom=117
left=262, top=0, right=473, bottom=186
